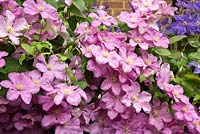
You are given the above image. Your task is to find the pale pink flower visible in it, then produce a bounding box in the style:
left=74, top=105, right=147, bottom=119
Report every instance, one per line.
left=128, top=30, right=150, bottom=50
left=0, top=72, right=36, bottom=104
left=0, top=51, right=8, bottom=68
left=87, top=59, right=107, bottom=78
left=165, top=84, right=189, bottom=104
left=157, top=2, right=177, bottom=16
left=55, top=118, right=83, bottom=134
left=172, top=102, right=195, bottom=121
left=0, top=10, right=28, bottom=45
left=144, top=30, right=169, bottom=48
left=131, top=0, right=160, bottom=12
left=119, top=47, right=144, bottom=73
left=122, top=82, right=152, bottom=113
left=119, top=11, right=146, bottom=29
left=53, top=83, right=87, bottom=106
left=89, top=10, right=117, bottom=27
left=23, top=0, right=58, bottom=20
left=35, top=55, right=66, bottom=80
left=102, top=92, right=125, bottom=119
left=101, top=69, right=121, bottom=95
left=42, top=102, right=71, bottom=128
left=149, top=100, right=172, bottom=130
left=90, top=45, right=122, bottom=69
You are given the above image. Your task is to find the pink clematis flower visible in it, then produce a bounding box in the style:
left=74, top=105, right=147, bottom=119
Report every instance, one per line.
left=149, top=100, right=172, bottom=131
left=87, top=59, right=107, bottom=78
left=119, top=47, right=144, bottom=73
left=131, top=0, right=160, bottom=12
left=42, top=102, right=72, bottom=128
left=172, top=102, right=196, bottom=121
left=101, top=69, right=122, bottom=95
left=0, top=10, right=28, bottom=45
left=52, top=83, right=87, bottom=106
left=35, top=55, right=66, bottom=80
left=23, top=0, right=58, bottom=20
left=156, top=63, right=172, bottom=90
left=90, top=45, right=122, bottom=69
left=0, top=72, right=36, bottom=104
left=2, top=0, right=22, bottom=17
left=144, top=30, right=169, bottom=48
left=119, top=11, right=146, bottom=29
left=13, top=113, right=34, bottom=131
left=0, top=51, right=8, bottom=68
left=165, top=84, right=189, bottom=104
left=89, top=10, right=117, bottom=27
left=55, top=118, right=83, bottom=134
left=102, top=92, right=125, bottom=119
left=122, top=82, right=152, bottom=113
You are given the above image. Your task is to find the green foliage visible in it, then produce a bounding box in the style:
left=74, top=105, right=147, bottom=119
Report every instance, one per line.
left=169, top=35, right=187, bottom=44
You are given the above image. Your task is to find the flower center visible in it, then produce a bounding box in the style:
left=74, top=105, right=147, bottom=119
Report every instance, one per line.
left=54, top=108, right=60, bottom=115
left=37, top=5, right=44, bottom=11
left=101, top=16, right=106, bottom=21
left=144, top=2, right=151, bottom=7
left=33, top=79, right=39, bottom=85
left=132, top=95, right=138, bottom=102
left=182, top=106, right=187, bottom=113
left=173, top=90, right=179, bottom=96
left=6, top=26, right=14, bottom=33
left=131, top=18, right=137, bottom=23
left=98, top=118, right=103, bottom=125
left=124, top=126, right=129, bottom=131
left=183, top=21, right=188, bottom=26
left=103, top=51, right=110, bottom=58
left=144, top=59, right=152, bottom=65
left=64, top=89, right=71, bottom=95
left=153, top=37, right=160, bottom=42
left=135, top=37, right=141, bottom=43
left=125, top=58, right=132, bottom=65
left=47, top=65, right=54, bottom=70
left=110, top=75, right=117, bottom=82
left=152, top=110, right=158, bottom=118
left=17, top=84, right=24, bottom=91
left=193, top=120, right=199, bottom=126
left=8, top=5, right=14, bottom=11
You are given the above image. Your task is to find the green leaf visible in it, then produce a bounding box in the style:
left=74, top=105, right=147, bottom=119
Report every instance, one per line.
left=154, top=47, right=171, bottom=56
left=184, top=74, right=200, bottom=82
left=21, top=43, right=35, bottom=56
left=0, top=57, right=27, bottom=74
left=194, top=94, right=200, bottom=102
left=0, top=88, right=6, bottom=97
left=72, top=0, right=87, bottom=12
left=74, top=81, right=87, bottom=89
left=188, top=35, right=200, bottom=48
left=139, top=74, right=146, bottom=83
left=45, top=0, right=58, bottom=9
left=19, top=54, right=26, bottom=65
left=188, top=52, right=200, bottom=61
left=169, top=35, right=187, bottom=44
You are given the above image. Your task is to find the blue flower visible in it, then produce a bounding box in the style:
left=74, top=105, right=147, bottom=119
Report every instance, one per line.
left=168, top=12, right=199, bottom=35
left=188, top=61, right=200, bottom=74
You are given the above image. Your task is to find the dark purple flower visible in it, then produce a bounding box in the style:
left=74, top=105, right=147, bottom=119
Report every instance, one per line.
left=188, top=61, right=200, bottom=74
left=168, top=11, right=199, bottom=35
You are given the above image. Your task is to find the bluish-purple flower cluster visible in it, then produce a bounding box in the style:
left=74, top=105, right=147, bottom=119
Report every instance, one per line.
left=158, top=0, right=200, bottom=35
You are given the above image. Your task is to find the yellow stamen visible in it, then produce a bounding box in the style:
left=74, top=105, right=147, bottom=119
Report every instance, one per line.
left=17, top=84, right=23, bottom=91
left=125, top=58, right=132, bottom=65
left=64, top=89, right=71, bottom=95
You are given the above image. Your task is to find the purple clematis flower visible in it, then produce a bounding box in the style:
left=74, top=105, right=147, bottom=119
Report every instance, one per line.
left=188, top=61, right=200, bottom=74
left=168, top=12, right=199, bottom=35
